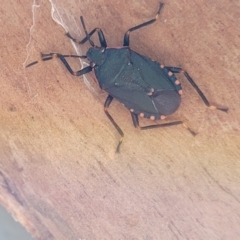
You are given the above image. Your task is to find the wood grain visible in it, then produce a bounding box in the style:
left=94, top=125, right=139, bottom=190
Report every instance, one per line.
left=0, top=0, right=240, bottom=239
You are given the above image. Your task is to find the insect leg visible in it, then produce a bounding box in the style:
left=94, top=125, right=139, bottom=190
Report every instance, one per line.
left=26, top=53, right=92, bottom=76
left=165, top=67, right=228, bottom=112
left=66, top=17, right=107, bottom=48
left=123, top=3, right=164, bottom=47
left=131, top=112, right=196, bottom=136
left=104, top=95, right=124, bottom=152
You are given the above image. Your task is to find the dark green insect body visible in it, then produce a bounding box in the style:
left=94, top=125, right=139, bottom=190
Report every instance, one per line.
left=89, top=47, right=181, bottom=119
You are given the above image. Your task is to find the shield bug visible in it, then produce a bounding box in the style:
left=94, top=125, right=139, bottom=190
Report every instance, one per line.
left=26, top=3, right=228, bottom=152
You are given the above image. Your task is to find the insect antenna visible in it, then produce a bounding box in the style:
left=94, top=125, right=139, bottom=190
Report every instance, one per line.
left=80, top=16, right=95, bottom=47
left=25, top=53, right=87, bottom=68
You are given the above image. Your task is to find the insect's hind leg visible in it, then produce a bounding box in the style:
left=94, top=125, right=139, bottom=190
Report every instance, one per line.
left=123, top=3, right=164, bottom=47
left=165, top=66, right=228, bottom=112
left=104, top=95, right=124, bottom=153
left=131, top=112, right=197, bottom=136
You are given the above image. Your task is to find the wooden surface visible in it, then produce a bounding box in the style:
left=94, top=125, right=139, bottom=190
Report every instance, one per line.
left=0, top=0, right=240, bottom=239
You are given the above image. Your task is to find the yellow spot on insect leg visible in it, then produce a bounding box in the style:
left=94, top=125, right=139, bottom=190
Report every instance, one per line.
left=209, top=105, right=217, bottom=110
left=168, top=71, right=173, bottom=76
left=139, top=113, right=144, bottom=118
left=182, top=122, right=188, bottom=129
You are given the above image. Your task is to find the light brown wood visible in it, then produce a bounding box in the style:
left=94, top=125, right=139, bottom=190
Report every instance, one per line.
left=0, top=0, right=240, bottom=239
